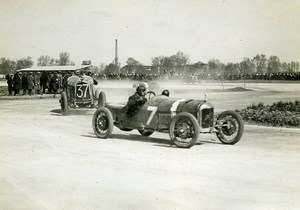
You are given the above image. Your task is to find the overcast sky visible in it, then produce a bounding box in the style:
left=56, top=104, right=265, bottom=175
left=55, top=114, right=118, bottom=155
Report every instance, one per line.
left=1, top=0, right=300, bottom=66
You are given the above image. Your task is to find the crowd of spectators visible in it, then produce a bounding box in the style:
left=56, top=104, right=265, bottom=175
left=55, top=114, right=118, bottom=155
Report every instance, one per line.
left=5, top=71, right=65, bottom=96
left=4, top=70, right=98, bottom=96
left=96, top=72, right=300, bottom=81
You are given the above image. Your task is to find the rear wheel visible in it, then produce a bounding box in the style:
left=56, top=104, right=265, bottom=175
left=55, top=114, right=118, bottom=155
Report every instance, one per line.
left=215, top=110, right=244, bottom=145
left=138, top=129, right=154, bottom=137
left=169, top=112, right=199, bottom=148
left=60, top=92, right=68, bottom=115
left=92, top=107, right=113, bottom=138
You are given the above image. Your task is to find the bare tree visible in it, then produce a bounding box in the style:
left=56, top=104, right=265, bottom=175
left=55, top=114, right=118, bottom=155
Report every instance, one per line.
left=58, top=52, right=71, bottom=66
left=267, top=56, right=281, bottom=73
left=252, top=54, right=267, bottom=74
left=16, top=57, right=34, bottom=70
left=0, top=57, right=17, bottom=75
left=37, top=55, right=52, bottom=66
left=126, top=57, right=141, bottom=66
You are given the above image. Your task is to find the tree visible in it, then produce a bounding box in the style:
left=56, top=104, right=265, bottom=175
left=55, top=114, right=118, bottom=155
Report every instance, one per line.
left=122, top=57, right=143, bottom=74
left=170, top=51, right=190, bottom=71
left=207, top=59, right=225, bottom=75
left=126, top=57, right=141, bottom=66
left=239, top=58, right=255, bottom=75
left=151, top=51, right=190, bottom=74
left=0, top=58, right=17, bottom=75
left=91, top=63, right=105, bottom=74
left=58, top=52, right=71, bottom=65
left=37, top=55, right=52, bottom=66
left=16, top=57, right=33, bottom=70
left=267, top=56, right=281, bottom=73
left=252, top=54, right=267, bottom=74
left=224, top=62, right=240, bottom=78
left=104, top=63, right=119, bottom=74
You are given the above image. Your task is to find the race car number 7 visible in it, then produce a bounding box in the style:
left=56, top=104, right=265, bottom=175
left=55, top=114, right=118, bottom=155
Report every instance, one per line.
left=146, top=106, right=158, bottom=125
left=77, top=84, right=89, bottom=98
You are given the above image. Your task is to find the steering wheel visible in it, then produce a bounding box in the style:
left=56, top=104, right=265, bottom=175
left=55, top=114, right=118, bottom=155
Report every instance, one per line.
left=145, top=91, right=156, bottom=99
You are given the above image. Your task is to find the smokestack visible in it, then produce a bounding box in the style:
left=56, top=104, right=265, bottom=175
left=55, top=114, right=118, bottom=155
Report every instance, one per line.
left=114, top=39, right=118, bottom=66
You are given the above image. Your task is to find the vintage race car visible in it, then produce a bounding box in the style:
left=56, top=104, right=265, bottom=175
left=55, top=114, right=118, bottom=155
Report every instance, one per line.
left=92, top=91, right=244, bottom=148
left=60, top=76, right=101, bottom=115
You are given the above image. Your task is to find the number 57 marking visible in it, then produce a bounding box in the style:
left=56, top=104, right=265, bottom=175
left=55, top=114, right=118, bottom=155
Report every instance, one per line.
left=146, top=106, right=158, bottom=125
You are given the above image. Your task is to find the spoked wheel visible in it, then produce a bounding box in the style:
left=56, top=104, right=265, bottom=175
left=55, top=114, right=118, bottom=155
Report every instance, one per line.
left=92, top=107, right=113, bottom=138
left=215, top=110, right=244, bottom=145
left=138, top=129, right=154, bottom=137
left=145, top=91, right=156, bottom=99
left=169, top=112, right=199, bottom=148
left=60, top=92, right=68, bottom=115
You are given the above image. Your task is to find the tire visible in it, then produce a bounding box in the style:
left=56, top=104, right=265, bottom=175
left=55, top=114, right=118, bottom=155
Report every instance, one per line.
left=92, top=107, right=113, bottom=138
left=169, top=112, right=199, bottom=148
left=138, top=129, right=154, bottom=137
left=60, top=92, right=68, bottom=115
left=215, top=110, right=244, bottom=145
left=98, top=91, right=106, bottom=108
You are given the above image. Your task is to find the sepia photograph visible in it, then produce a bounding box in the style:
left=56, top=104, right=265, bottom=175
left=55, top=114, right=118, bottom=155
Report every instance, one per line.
left=1, top=0, right=300, bottom=209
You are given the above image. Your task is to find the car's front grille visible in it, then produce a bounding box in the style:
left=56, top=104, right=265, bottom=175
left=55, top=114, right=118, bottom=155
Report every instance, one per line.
left=200, top=108, right=214, bottom=128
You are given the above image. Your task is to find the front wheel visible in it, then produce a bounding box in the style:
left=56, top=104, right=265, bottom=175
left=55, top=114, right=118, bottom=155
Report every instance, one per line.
left=215, top=110, right=244, bottom=145
left=92, top=107, right=113, bottom=138
left=60, top=92, right=68, bottom=115
left=169, top=112, right=199, bottom=148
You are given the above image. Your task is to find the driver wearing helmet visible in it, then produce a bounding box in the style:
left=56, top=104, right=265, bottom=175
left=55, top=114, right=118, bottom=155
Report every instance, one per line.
left=126, top=85, right=147, bottom=117
left=161, top=89, right=170, bottom=97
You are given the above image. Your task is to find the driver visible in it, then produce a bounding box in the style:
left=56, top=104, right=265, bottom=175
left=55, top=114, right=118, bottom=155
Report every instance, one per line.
left=67, top=70, right=80, bottom=105
left=126, top=85, right=147, bottom=117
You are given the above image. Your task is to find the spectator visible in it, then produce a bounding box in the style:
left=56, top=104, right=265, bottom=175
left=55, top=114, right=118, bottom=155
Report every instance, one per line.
left=22, top=73, right=28, bottom=95
left=40, top=72, right=49, bottom=94
left=27, top=72, right=35, bottom=95
left=34, top=72, right=41, bottom=94
left=51, top=73, right=61, bottom=95
left=13, top=72, right=22, bottom=95
left=6, top=74, right=14, bottom=95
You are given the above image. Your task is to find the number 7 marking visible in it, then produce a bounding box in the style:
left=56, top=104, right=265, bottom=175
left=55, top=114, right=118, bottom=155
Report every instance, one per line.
left=146, top=106, right=158, bottom=125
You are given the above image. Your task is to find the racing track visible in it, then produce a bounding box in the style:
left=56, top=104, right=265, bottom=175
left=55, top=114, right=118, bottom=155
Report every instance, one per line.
left=0, top=81, right=300, bottom=209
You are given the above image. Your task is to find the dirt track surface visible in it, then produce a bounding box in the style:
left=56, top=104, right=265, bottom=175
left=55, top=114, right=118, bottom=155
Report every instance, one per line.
left=1, top=81, right=300, bottom=209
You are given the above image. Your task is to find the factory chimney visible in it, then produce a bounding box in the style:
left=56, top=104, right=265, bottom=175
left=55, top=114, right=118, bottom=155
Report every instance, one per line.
left=114, top=39, right=119, bottom=66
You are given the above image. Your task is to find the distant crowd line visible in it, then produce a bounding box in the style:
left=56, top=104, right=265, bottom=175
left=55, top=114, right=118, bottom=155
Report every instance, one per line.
left=97, top=72, right=300, bottom=81
left=4, top=71, right=300, bottom=96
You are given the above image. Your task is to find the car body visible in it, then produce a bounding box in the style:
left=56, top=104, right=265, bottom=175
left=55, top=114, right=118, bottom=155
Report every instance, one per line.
left=60, top=76, right=101, bottom=115
left=92, top=91, right=244, bottom=148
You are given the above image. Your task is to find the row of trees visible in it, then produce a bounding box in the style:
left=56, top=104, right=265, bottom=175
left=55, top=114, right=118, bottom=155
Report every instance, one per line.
left=1, top=51, right=300, bottom=78
left=0, top=52, right=74, bottom=75
left=102, top=52, right=300, bottom=76
left=37, top=52, right=74, bottom=66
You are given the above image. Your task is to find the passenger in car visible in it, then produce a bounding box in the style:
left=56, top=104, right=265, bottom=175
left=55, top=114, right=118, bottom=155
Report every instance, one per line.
left=161, top=89, right=170, bottom=97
